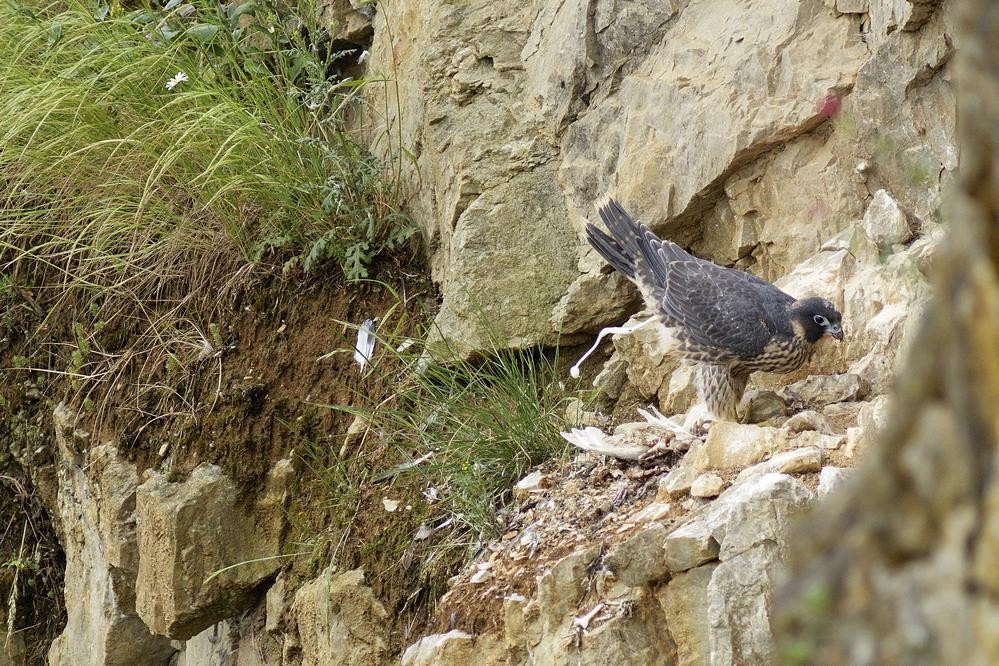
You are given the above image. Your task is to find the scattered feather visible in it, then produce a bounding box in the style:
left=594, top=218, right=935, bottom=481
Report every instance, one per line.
left=560, top=427, right=647, bottom=460
left=636, top=406, right=697, bottom=441
left=371, top=451, right=435, bottom=483
left=382, top=498, right=400, bottom=512
left=354, top=318, right=377, bottom=372
left=470, top=569, right=491, bottom=584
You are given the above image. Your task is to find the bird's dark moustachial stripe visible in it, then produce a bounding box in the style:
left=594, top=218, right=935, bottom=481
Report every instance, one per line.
left=586, top=197, right=844, bottom=421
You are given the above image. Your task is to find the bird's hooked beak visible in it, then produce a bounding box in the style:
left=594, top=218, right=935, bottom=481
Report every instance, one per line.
left=826, top=324, right=844, bottom=341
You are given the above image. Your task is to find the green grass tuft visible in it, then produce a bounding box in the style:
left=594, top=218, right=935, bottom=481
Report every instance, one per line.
left=0, top=0, right=410, bottom=318
left=0, top=0, right=412, bottom=419
left=327, top=305, right=577, bottom=543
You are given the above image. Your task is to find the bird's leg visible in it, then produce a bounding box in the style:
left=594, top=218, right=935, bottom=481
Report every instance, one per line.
left=690, top=419, right=713, bottom=438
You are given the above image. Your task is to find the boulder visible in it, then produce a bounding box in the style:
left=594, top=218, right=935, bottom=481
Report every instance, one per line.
left=605, top=525, right=670, bottom=587
left=402, top=631, right=476, bottom=666
left=135, top=461, right=292, bottom=639
left=702, top=423, right=787, bottom=470
left=690, top=473, right=726, bottom=498
left=291, top=568, right=390, bottom=666
left=736, top=447, right=824, bottom=481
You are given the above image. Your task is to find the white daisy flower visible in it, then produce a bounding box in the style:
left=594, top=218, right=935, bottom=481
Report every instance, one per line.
left=165, top=71, right=189, bottom=91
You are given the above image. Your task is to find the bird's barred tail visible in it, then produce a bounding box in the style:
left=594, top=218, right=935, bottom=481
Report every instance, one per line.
left=585, top=224, right=635, bottom=279
left=584, top=196, right=646, bottom=279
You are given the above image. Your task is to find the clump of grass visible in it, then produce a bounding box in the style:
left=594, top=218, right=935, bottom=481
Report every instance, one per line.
left=327, top=306, right=577, bottom=545
left=0, top=0, right=411, bottom=421
left=399, top=347, right=572, bottom=534
left=0, top=0, right=408, bottom=291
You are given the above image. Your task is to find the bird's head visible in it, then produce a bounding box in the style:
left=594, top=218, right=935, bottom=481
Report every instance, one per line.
left=792, top=297, right=844, bottom=343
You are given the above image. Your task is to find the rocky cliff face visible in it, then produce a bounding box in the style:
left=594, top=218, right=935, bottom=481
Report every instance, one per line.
left=8, top=0, right=959, bottom=664
left=360, top=0, right=952, bottom=358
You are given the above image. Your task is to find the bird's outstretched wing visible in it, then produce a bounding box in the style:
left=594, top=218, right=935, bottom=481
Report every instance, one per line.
left=589, top=198, right=794, bottom=359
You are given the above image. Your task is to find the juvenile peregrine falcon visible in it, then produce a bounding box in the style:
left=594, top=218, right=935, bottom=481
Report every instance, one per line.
left=586, top=198, right=843, bottom=422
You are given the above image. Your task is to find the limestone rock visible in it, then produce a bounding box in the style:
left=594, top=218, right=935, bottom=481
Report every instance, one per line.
left=849, top=2, right=955, bottom=221
left=737, top=447, right=824, bottom=481
left=561, top=0, right=867, bottom=247
left=564, top=398, right=602, bottom=428
left=690, top=473, right=725, bottom=498
left=843, top=250, right=932, bottom=394
left=683, top=473, right=815, bottom=562
left=291, top=568, right=389, bottom=666
left=135, top=461, right=292, bottom=639
left=430, top=169, right=579, bottom=353
left=363, top=1, right=581, bottom=353
left=743, top=390, right=790, bottom=424
left=869, top=0, right=943, bottom=50
left=708, top=542, right=783, bottom=665
left=781, top=373, right=866, bottom=407
left=46, top=410, right=174, bottom=666
left=837, top=0, right=868, bottom=12
left=174, top=604, right=281, bottom=666
left=664, top=522, right=720, bottom=573
left=605, top=525, right=670, bottom=587
left=265, top=574, right=288, bottom=634
left=863, top=189, right=913, bottom=248
left=518, top=547, right=603, bottom=663
left=820, top=225, right=880, bottom=265
left=846, top=395, right=892, bottom=458
left=658, top=466, right=699, bottom=500
left=593, top=354, right=629, bottom=404
left=661, top=363, right=698, bottom=416
left=569, top=590, right=677, bottom=666
left=702, top=423, right=786, bottom=470
left=340, top=414, right=369, bottom=456
left=319, top=0, right=375, bottom=44
left=612, top=314, right=681, bottom=398
left=818, top=466, right=851, bottom=497
left=822, top=400, right=865, bottom=431
left=402, top=631, right=476, bottom=666
left=659, top=564, right=718, bottom=666
left=783, top=410, right=833, bottom=434
left=794, top=430, right=847, bottom=451
left=658, top=473, right=815, bottom=662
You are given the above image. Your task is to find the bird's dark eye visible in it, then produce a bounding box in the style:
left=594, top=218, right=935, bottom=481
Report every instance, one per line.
left=813, top=314, right=828, bottom=326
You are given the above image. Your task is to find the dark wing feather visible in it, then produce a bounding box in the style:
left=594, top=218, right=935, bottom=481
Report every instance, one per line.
left=660, top=258, right=791, bottom=358
left=590, top=197, right=795, bottom=359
